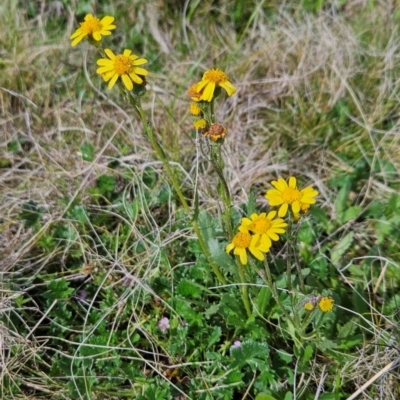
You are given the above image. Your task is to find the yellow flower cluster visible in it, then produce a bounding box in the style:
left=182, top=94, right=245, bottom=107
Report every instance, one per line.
left=188, top=69, right=236, bottom=136
left=226, top=212, right=287, bottom=265
left=70, top=14, right=148, bottom=91
left=299, top=294, right=335, bottom=313
left=226, top=176, right=319, bottom=265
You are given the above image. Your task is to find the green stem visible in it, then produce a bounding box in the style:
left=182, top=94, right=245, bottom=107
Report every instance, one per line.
left=292, top=220, right=306, bottom=294
left=286, top=220, right=293, bottom=294
left=237, top=261, right=252, bottom=318
left=128, top=94, right=227, bottom=284
left=209, top=144, right=233, bottom=238
left=263, top=259, right=295, bottom=326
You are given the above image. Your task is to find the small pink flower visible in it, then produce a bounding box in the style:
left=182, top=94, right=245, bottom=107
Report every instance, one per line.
left=158, top=317, right=170, bottom=333
left=231, top=340, right=242, bottom=349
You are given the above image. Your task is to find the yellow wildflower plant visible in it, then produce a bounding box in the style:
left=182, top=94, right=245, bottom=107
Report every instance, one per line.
left=70, top=14, right=116, bottom=47
left=96, top=49, right=148, bottom=91
left=226, top=229, right=270, bottom=265
left=240, top=211, right=287, bottom=249
left=196, top=68, right=237, bottom=102
left=265, top=176, right=318, bottom=218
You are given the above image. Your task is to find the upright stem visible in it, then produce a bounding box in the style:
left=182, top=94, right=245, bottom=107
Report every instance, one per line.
left=287, top=214, right=305, bottom=293
left=263, top=259, right=295, bottom=326
left=237, top=261, right=252, bottom=318
left=129, top=94, right=227, bottom=284
left=209, top=144, right=233, bottom=238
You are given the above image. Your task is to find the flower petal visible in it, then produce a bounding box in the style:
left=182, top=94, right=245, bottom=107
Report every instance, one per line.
left=288, top=176, right=297, bottom=188
left=121, top=74, right=133, bottom=90
left=108, top=73, right=119, bottom=89
left=278, top=203, right=288, bottom=217
left=292, top=201, right=301, bottom=214
left=104, top=48, right=116, bottom=60
left=226, top=243, right=234, bottom=254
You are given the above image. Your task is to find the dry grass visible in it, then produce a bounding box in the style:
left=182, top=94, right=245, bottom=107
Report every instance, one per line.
left=1, top=0, right=400, bottom=398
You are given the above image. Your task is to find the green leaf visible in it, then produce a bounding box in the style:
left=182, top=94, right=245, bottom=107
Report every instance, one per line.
left=257, top=287, right=271, bottom=315
left=204, top=303, right=220, bottom=319
left=297, top=223, right=315, bottom=245
left=337, top=320, right=357, bottom=339
left=197, top=210, right=215, bottom=243
left=230, top=340, right=269, bottom=371
left=176, top=279, right=202, bottom=298
left=208, top=237, right=237, bottom=274
left=207, top=326, right=222, bottom=349
left=43, top=279, right=74, bottom=301
left=68, top=205, right=89, bottom=224
left=79, top=142, right=94, bottom=161
left=330, top=232, right=353, bottom=264
left=96, top=175, right=116, bottom=193
left=277, top=349, right=292, bottom=364
left=310, top=206, right=330, bottom=230
left=284, top=392, right=293, bottom=400
left=338, top=334, right=363, bottom=349
left=19, top=200, right=44, bottom=228
left=335, top=179, right=351, bottom=222
left=123, top=199, right=141, bottom=220
left=255, top=394, right=278, bottom=400
left=302, top=344, right=314, bottom=363
left=342, top=205, right=362, bottom=223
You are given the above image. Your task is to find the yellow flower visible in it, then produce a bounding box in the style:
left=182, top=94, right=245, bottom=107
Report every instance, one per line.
left=265, top=177, right=318, bottom=218
left=203, top=123, right=227, bottom=142
left=190, top=102, right=202, bottom=116
left=240, top=211, right=287, bottom=248
left=70, top=14, right=116, bottom=47
left=293, top=203, right=311, bottom=221
left=196, top=69, right=236, bottom=102
left=188, top=83, right=202, bottom=102
left=193, top=119, right=207, bottom=130
left=303, top=301, right=316, bottom=312
left=96, top=49, right=148, bottom=90
left=226, top=230, right=270, bottom=265
left=317, top=296, right=334, bottom=312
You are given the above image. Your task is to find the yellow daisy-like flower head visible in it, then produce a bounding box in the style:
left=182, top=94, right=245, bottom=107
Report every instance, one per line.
left=226, top=230, right=270, bottom=265
left=317, top=296, right=335, bottom=313
left=96, top=49, right=148, bottom=91
left=240, top=211, right=287, bottom=249
left=196, top=69, right=237, bottom=102
left=70, top=14, right=116, bottom=47
left=188, top=83, right=202, bottom=102
left=193, top=119, right=208, bottom=130
left=303, top=301, right=316, bottom=312
left=204, top=123, right=227, bottom=142
left=265, top=176, right=318, bottom=218
left=190, top=102, right=202, bottom=116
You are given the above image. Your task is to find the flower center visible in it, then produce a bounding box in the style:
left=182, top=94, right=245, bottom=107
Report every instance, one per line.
left=232, top=232, right=252, bottom=249
left=203, top=69, right=228, bottom=83
left=114, top=55, right=132, bottom=75
left=251, top=218, right=272, bottom=234
left=282, top=187, right=301, bottom=204
left=81, top=18, right=102, bottom=35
